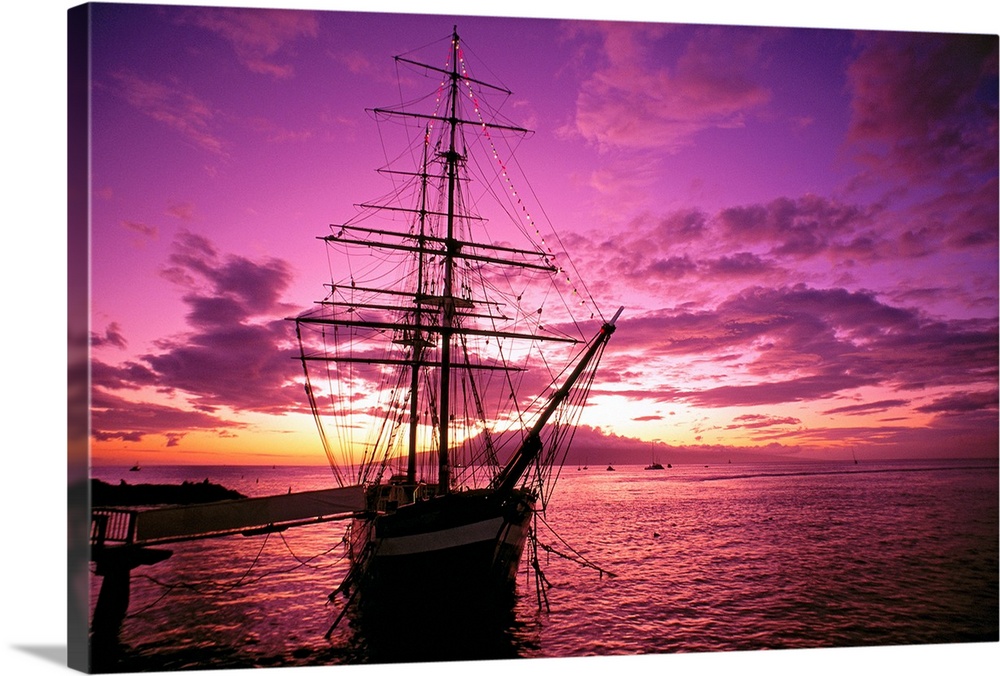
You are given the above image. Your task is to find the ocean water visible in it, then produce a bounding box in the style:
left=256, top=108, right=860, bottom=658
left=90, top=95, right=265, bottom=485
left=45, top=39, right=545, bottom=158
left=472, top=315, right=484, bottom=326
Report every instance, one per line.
left=87, top=459, right=998, bottom=671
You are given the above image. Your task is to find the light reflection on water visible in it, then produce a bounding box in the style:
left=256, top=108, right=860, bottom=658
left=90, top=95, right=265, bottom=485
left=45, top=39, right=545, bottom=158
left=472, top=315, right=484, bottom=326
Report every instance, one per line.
left=89, top=459, right=998, bottom=670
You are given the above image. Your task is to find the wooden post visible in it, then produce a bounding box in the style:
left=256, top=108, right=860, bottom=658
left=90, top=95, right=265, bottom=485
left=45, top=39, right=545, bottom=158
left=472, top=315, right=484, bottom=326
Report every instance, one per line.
left=91, top=546, right=172, bottom=647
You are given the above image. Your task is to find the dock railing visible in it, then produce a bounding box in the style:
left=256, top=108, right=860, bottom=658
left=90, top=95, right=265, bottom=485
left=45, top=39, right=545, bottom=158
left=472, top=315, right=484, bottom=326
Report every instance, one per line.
left=89, top=485, right=366, bottom=549
left=91, top=509, right=137, bottom=547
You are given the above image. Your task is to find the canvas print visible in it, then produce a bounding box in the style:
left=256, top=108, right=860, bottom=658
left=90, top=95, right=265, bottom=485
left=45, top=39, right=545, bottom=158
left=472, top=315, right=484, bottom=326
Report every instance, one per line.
left=67, top=2, right=998, bottom=673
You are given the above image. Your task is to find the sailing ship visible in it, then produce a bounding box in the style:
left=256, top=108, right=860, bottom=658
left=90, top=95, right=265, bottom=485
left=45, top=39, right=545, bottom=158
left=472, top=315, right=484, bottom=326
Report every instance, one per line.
left=290, top=28, right=620, bottom=615
left=644, top=442, right=665, bottom=470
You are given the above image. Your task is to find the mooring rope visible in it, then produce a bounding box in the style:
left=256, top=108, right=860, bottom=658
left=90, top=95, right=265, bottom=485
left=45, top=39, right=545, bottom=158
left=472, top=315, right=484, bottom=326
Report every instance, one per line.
left=532, top=512, right=617, bottom=579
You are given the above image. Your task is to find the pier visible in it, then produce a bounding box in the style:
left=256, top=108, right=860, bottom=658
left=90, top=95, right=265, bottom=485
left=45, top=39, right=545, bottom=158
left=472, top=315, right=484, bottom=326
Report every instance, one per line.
left=89, top=485, right=365, bottom=644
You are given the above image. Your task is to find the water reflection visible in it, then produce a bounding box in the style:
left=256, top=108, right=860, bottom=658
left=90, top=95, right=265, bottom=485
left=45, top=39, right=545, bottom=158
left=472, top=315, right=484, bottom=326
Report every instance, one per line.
left=85, top=461, right=998, bottom=668
left=336, top=594, right=539, bottom=663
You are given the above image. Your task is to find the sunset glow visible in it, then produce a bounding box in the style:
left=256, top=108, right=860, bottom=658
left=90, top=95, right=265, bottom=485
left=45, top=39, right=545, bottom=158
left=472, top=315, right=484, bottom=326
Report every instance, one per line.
left=82, top=2, right=998, bottom=466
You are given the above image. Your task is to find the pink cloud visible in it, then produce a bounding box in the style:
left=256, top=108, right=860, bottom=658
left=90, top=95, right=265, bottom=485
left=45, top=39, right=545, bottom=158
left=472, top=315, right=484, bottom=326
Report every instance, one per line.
left=167, top=202, right=196, bottom=221
left=333, top=49, right=373, bottom=76
left=112, top=70, right=226, bottom=155
left=122, top=220, right=157, bottom=238
left=246, top=116, right=314, bottom=144
left=570, top=23, right=772, bottom=152
left=727, top=414, right=802, bottom=429
left=183, top=7, right=319, bottom=79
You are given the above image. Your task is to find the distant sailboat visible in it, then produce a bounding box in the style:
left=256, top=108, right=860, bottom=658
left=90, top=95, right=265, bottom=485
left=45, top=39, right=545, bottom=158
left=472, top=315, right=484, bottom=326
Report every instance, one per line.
left=129, top=463, right=140, bottom=472
left=644, top=442, right=665, bottom=470
left=606, top=464, right=616, bottom=471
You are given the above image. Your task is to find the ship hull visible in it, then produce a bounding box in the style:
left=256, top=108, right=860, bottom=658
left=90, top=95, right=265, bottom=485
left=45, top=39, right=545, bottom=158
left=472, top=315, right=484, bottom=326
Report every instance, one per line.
left=347, top=488, right=535, bottom=610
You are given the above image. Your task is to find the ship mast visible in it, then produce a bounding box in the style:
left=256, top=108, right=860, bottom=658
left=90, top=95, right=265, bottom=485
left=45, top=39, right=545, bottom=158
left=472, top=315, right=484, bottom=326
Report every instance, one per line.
left=405, top=132, right=432, bottom=484
left=436, top=27, right=461, bottom=493
left=292, top=27, right=581, bottom=491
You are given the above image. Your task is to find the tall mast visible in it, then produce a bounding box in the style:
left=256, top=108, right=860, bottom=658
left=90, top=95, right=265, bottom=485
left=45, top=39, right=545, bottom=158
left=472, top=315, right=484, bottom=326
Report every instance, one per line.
left=292, top=28, right=570, bottom=491
left=405, top=129, right=432, bottom=484
left=437, top=26, right=461, bottom=494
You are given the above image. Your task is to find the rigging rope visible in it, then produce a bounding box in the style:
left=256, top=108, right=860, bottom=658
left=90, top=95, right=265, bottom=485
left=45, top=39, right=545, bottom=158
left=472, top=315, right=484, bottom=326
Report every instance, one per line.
left=456, top=58, right=603, bottom=325
left=126, top=530, right=351, bottom=618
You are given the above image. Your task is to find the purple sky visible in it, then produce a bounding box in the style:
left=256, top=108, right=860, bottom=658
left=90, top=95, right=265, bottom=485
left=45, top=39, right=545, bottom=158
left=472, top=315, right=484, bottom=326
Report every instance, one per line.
left=61, top=1, right=999, bottom=464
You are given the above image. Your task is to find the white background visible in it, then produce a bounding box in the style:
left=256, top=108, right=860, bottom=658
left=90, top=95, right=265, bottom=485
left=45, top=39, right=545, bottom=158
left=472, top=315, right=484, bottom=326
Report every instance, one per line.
left=3, top=1, right=997, bottom=675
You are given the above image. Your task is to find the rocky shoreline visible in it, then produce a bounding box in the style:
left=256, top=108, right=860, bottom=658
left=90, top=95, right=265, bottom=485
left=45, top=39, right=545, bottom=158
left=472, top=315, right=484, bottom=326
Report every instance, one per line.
left=91, top=478, right=247, bottom=507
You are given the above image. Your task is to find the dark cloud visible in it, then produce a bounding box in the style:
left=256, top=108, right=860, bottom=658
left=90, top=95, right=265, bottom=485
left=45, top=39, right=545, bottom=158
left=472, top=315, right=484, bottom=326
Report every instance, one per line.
left=92, top=359, right=160, bottom=390
left=653, top=209, right=709, bottom=241
left=91, top=322, right=128, bottom=349
left=685, top=374, right=879, bottom=408
left=91, top=390, right=244, bottom=440
left=893, top=176, right=1000, bottom=260
left=91, top=233, right=306, bottom=443
left=821, top=399, right=910, bottom=416
left=645, top=255, right=698, bottom=279
left=703, top=252, right=777, bottom=277
left=569, top=195, right=881, bottom=296
left=716, top=196, right=872, bottom=259
left=141, top=319, right=302, bottom=414
left=601, top=284, right=997, bottom=411
left=915, top=390, right=998, bottom=414
left=847, top=32, right=998, bottom=184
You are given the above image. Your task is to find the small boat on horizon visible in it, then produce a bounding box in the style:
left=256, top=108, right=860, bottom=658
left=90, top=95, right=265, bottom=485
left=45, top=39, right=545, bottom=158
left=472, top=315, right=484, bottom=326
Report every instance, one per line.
left=129, top=463, right=140, bottom=472
left=644, top=442, right=665, bottom=470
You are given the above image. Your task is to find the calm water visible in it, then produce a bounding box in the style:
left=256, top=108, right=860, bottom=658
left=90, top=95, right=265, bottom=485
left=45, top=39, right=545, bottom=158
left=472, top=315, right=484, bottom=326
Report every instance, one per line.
left=88, top=459, right=998, bottom=671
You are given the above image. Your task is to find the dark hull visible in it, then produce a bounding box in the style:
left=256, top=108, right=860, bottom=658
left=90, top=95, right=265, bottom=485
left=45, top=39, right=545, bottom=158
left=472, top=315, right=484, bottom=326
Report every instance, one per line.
left=348, top=488, right=535, bottom=610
